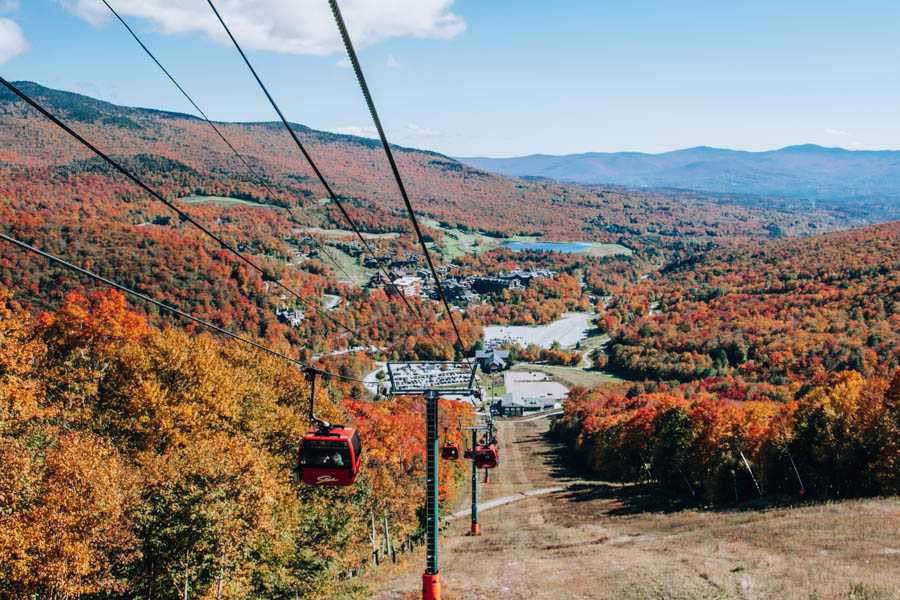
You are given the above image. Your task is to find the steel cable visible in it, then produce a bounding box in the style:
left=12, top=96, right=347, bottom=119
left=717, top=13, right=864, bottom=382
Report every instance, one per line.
left=0, top=76, right=364, bottom=342
left=205, top=0, right=451, bottom=359
left=100, top=0, right=362, bottom=289
left=327, top=0, right=470, bottom=361
left=0, top=232, right=366, bottom=383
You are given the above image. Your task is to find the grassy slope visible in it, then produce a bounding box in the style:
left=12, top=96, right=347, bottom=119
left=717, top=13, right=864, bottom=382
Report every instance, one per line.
left=426, top=220, right=633, bottom=261
left=181, top=195, right=267, bottom=206
left=515, top=364, right=624, bottom=388
left=324, top=247, right=373, bottom=284
left=350, top=419, right=900, bottom=600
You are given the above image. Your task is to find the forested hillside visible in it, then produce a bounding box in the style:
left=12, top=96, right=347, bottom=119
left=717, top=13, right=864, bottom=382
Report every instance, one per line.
left=3, top=80, right=900, bottom=599
left=597, top=221, right=900, bottom=400
left=1, top=81, right=866, bottom=363
left=553, top=220, right=900, bottom=504
left=552, top=368, right=900, bottom=503
left=0, top=82, right=862, bottom=242
left=0, top=288, right=472, bottom=598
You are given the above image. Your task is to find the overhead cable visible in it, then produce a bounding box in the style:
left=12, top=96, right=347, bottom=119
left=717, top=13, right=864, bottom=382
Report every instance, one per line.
left=205, top=0, right=451, bottom=359
left=100, top=0, right=361, bottom=288
left=0, top=76, right=363, bottom=341
left=327, top=0, right=470, bottom=360
left=0, top=232, right=366, bottom=383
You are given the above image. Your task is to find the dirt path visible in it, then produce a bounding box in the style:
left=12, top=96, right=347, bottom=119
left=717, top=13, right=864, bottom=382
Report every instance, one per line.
left=359, top=419, right=900, bottom=600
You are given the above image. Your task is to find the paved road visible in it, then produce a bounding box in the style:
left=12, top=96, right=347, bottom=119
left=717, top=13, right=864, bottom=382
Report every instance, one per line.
left=504, top=409, right=563, bottom=422
left=483, top=312, right=594, bottom=350
left=363, top=362, right=387, bottom=394
left=445, top=487, right=564, bottom=520
left=322, top=293, right=342, bottom=310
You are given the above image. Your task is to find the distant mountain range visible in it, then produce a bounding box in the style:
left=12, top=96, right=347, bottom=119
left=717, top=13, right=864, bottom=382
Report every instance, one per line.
left=2, top=81, right=894, bottom=236
left=456, top=145, right=900, bottom=202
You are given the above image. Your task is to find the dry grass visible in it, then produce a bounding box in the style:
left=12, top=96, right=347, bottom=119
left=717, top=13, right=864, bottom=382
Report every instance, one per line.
left=517, top=365, right=623, bottom=388
left=337, top=420, right=900, bottom=600
left=323, top=246, right=374, bottom=284
left=303, top=227, right=401, bottom=239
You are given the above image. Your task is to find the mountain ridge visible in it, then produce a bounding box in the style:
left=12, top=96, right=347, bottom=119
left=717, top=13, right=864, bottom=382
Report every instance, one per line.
left=456, top=144, right=900, bottom=201
left=3, top=80, right=869, bottom=244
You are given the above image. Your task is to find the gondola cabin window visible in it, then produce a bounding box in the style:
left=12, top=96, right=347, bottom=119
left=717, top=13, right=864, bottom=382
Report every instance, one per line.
left=474, top=447, right=498, bottom=469
left=297, top=428, right=362, bottom=486
left=441, top=442, right=460, bottom=460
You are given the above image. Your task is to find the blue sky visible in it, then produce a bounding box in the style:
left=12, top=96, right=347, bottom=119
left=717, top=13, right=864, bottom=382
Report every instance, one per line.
left=2, top=0, right=899, bottom=157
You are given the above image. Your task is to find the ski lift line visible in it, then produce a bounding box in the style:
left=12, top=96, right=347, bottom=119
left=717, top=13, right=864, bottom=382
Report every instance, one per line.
left=327, top=0, right=470, bottom=362
left=0, top=77, right=362, bottom=342
left=100, top=0, right=362, bottom=289
left=0, top=232, right=366, bottom=384
left=204, top=0, right=448, bottom=361
left=739, top=448, right=764, bottom=498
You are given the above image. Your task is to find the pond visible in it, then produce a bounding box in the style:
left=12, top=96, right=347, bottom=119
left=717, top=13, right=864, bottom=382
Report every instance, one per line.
left=500, top=241, right=592, bottom=253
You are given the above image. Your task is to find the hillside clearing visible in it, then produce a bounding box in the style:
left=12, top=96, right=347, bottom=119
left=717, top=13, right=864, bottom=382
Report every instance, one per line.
left=583, top=242, right=633, bottom=257
left=424, top=220, right=633, bottom=260
left=351, top=419, right=900, bottom=600
left=515, top=364, right=624, bottom=388
left=323, top=246, right=372, bottom=284
left=180, top=195, right=267, bottom=206
left=303, top=227, right=401, bottom=239
left=483, top=313, right=594, bottom=349
left=424, top=220, right=527, bottom=259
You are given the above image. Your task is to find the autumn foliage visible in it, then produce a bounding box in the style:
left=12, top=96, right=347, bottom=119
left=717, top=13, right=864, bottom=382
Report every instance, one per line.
left=552, top=369, right=900, bottom=503
left=600, top=221, right=900, bottom=400
left=0, top=288, right=472, bottom=599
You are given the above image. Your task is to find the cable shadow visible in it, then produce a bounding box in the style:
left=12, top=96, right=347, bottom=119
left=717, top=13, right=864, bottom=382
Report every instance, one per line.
left=536, top=429, right=817, bottom=517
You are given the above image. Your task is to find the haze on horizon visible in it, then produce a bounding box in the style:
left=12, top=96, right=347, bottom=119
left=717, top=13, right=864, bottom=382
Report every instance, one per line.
left=2, top=0, right=900, bottom=157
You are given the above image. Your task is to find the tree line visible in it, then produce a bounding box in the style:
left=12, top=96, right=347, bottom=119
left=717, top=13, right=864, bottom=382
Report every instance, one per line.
left=552, top=369, right=900, bottom=503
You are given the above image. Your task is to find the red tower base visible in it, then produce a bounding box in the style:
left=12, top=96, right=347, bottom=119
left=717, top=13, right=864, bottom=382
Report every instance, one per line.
left=422, top=571, right=441, bottom=600
left=471, top=522, right=480, bottom=535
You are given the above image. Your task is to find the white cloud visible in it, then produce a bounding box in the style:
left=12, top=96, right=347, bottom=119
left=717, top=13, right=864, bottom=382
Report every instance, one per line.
left=336, top=56, right=351, bottom=68
left=0, top=18, right=27, bottom=63
left=406, top=122, right=439, bottom=136
left=825, top=128, right=849, bottom=136
left=328, top=125, right=378, bottom=138
left=328, top=122, right=440, bottom=141
left=0, top=1, right=20, bottom=13
left=850, top=141, right=865, bottom=149
left=386, top=53, right=402, bottom=69
left=57, top=0, right=465, bottom=56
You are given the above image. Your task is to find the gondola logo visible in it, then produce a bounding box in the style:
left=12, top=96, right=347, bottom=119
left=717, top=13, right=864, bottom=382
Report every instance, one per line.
left=316, top=474, right=340, bottom=484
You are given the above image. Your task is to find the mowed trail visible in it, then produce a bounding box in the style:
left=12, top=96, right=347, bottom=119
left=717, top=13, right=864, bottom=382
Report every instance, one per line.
left=362, top=419, right=900, bottom=600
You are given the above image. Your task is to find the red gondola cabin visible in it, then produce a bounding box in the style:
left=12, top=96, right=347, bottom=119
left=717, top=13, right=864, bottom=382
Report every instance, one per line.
left=474, top=446, right=498, bottom=469
left=298, top=426, right=362, bottom=486
left=441, top=442, right=460, bottom=460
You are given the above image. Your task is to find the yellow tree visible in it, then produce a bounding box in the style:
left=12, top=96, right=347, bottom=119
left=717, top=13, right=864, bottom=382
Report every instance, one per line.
left=137, top=434, right=278, bottom=600
left=793, top=371, right=879, bottom=496
left=0, top=286, right=45, bottom=428
left=36, top=290, right=147, bottom=428
left=99, top=328, right=246, bottom=452
left=0, top=432, right=137, bottom=599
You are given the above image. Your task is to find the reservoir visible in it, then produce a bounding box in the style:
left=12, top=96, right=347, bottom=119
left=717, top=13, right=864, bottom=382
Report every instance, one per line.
left=500, top=241, right=592, bottom=253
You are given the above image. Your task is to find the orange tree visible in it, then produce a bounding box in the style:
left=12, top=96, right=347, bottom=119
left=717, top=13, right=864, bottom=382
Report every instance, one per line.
left=552, top=368, right=900, bottom=503
left=0, top=287, right=472, bottom=599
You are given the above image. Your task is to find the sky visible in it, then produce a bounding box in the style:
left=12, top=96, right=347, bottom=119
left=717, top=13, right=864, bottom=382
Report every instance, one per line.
left=2, top=0, right=900, bottom=157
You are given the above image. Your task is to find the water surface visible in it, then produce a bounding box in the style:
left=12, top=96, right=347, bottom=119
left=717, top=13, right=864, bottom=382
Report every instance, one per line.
left=500, top=241, right=591, bottom=253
